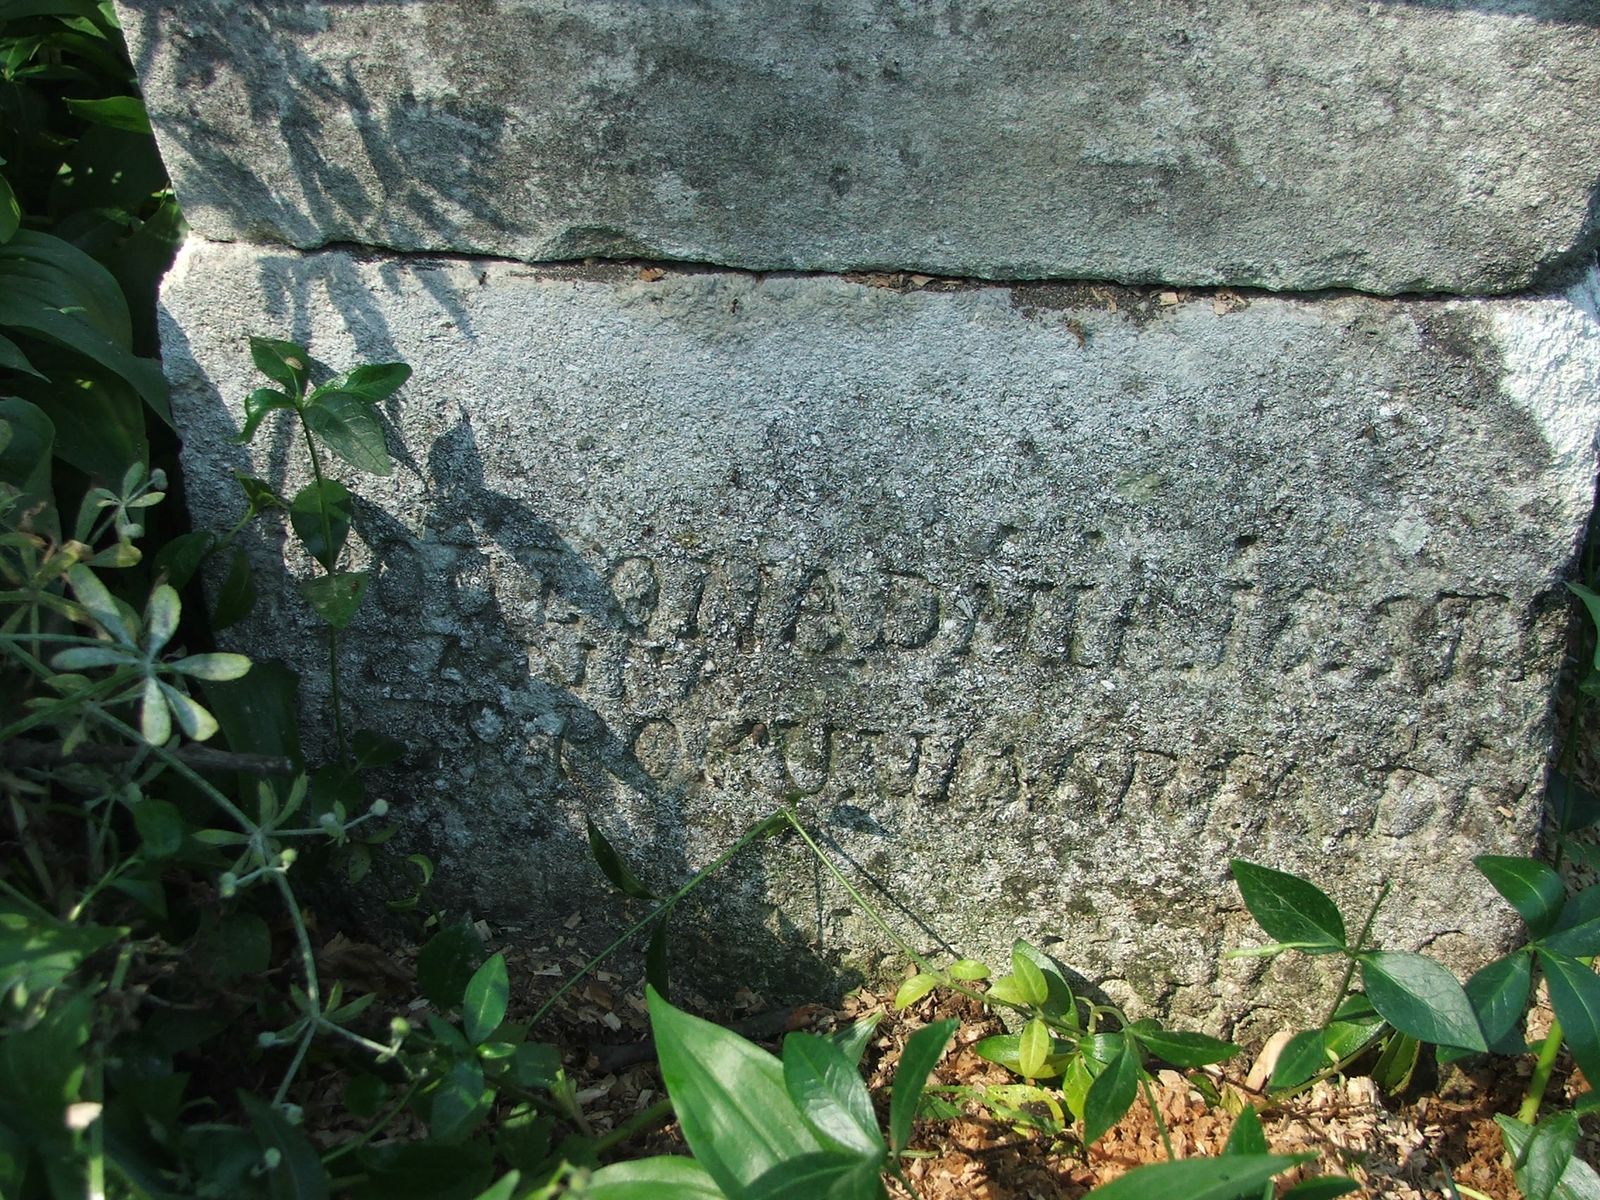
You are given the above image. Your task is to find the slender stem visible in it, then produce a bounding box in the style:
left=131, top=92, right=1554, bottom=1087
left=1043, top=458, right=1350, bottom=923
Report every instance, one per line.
left=1325, top=881, right=1390, bottom=1027
left=593, top=1097, right=673, bottom=1153
left=321, top=1076, right=426, bottom=1165
left=5, top=791, right=56, bottom=903
left=271, top=870, right=323, bottom=1103
left=317, top=1018, right=396, bottom=1060
left=890, top=1160, right=925, bottom=1200
left=1138, top=1072, right=1176, bottom=1162
left=1518, top=1016, right=1564, bottom=1124
left=296, top=415, right=349, bottom=760
left=527, top=811, right=785, bottom=1029
left=780, top=808, right=1029, bottom=1018
left=327, top=626, right=347, bottom=761
left=86, top=1057, right=105, bottom=1200
left=779, top=810, right=936, bottom=974
left=0, top=667, right=129, bottom=742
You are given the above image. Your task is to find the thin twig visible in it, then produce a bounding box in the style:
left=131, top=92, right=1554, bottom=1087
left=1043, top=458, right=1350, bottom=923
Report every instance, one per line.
left=0, top=740, right=296, bottom=775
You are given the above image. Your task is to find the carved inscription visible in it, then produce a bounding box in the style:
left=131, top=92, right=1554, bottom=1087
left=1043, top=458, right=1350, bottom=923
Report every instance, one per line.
left=367, top=535, right=1513, bottom=826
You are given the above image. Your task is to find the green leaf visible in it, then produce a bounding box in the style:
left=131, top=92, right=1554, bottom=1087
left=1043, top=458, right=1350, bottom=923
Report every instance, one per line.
left=236, top=472, right=285, bottom=514
left=462, top=952, right=509, bottom=1045
left=469, top=1173, right=521, bottom=1200
left=239, top=1093, right=329, bottom=1200
left=496, top=1104, right=552, bottom=1171
left=351, top=729, right=406, bottom=767
left=66, top=562, right=133, bottom=645
left=418, top=923, right=484, bottom=1010
left=1061, top=1054, right=1096, bottom=1123
left=0, top=231, right=167, bottom=410
left=1269, top=1029, right=1332, bottom=1091
left=234, top=386, right=295, bottom=444
left=946, top=959, right=990, bottom=981
left=63, top=94, right=150, bottom=132
left=1281, top=1179, right=1361, bottom=1200
left=1082, top=1037, right=1140, bottom=1145
left=200, top=659, right=303, bottom=776
left=971, top=1031, right=1073, bottom=1080
left=141, top=674, right=172, bottom=744
left=1370, top=1032, right=1419, bottom=1093
left=1519, top=1111, right=1580, bottom=1200
left=1550, top=771, right=1600, bottom=835
left=153, top=529, right=215, bottom=589
left=194, top=912, right=271, bottom=980
left=585, top=817, right=656, bottom=899
left=1125, top=1020, right=1239, bottom=1068
left=1497, top=1114, right=1600, bottom=1200
left=1539, top=950, right=1600, bottom=1086
left=893, top=973, right=941, bottom=1011
left=289, top=479, right=351, bottom=572
left=1010, top=944, right=1049, bottom=1007
left=0, top=332, right=44, bottom=377
left=0, top=908, right=121, bottom=994
left=646, top=902, right=674, bottom=1001
left=889, top=1018, right=956, bottom=1155
left=1358, top=952, right=1485, bottom=1050
left=343, top=1074, right=389, bottom=1119
left=131, top=796, right=183, bottom=858
left=430, top=1057, right=492, bottom=1142
left=829, top=1014, right=882, bottom=1067
left=169, top=653, right=252, bottom=681
left=0, top=175, right=19, bottom=244
left=781, top=1032, right=884, bottom=1157
left=745, top=1152, right=883, bottom=1200
left=1230, top=860, right=1347, bottom=952
left=1083, top=1154, right=1310, bottom=1200
left=1017, top=1018, right=1051, bottom=1079
left=249, top=337, right=313, bottom=397
left=1542, top=887, right=1600, bottom=957
left=510, top=1042, right=562, bottom=1091
left=984, top=974, right=1033, bottom=1007
left=300, top=571, right=369, bottom=629
left=1459, top=952, right=1532, bottom=1056
left=580, top=1157, right=725, bottom=1200
left=350, top=1140, right=494, bottom=1200
left=312, top=361, right=411, bottom=405
left=1322, top=996, right=1385, bottom=1061
left=1011, top=940, right=1075, bottom=1020
left=1221, top=1106, right=1268, bottom=1156
left=1475, top=855, right=1566, bottom=937
left=304, top=390, right=392, bottom=475
left=159, top=679, right=221, bottom=741
left=0, top=398, right=57, bottom=538
left=647, top=985, right=823, bottom=1197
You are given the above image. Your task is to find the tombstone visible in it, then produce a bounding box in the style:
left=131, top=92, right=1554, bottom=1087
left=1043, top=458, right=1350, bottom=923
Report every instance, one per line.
left=120, top=0, right=1600, bottom=1029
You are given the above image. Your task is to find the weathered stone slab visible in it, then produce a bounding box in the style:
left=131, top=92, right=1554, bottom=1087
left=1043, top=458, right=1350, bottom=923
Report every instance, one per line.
left=117, top=0, right=1600, bottom=295
left=160, top=238, right=1600, bottom=1027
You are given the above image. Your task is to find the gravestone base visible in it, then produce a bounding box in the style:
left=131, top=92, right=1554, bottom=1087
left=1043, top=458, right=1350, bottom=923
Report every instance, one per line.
left=159, top=239, right=1600, bottom=1030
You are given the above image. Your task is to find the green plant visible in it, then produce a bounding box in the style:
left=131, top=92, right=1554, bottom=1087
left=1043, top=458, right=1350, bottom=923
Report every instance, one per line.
left=229, top=336, right=410, bottom=758
left=891, top=939, right=1239, bottom=1155
left=569, top=989, right=955, bottom=1199
left=0, top=323, right=440, bottom=1198
left=0, top=0, right=180, bottom=485
left=1228, top=855, right=1600, bottom=1200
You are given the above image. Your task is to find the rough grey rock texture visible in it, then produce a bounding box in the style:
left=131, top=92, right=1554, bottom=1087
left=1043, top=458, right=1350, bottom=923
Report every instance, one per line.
left=115, top=0, right=1600, bottom=295
left=160, top=238, right=1600, bottom=1028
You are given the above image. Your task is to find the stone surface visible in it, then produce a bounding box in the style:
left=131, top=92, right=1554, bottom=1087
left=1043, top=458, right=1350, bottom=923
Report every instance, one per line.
left=160, top=238, right=1600, bottom=1028
left=116, top=0, right=1600, bottom=295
